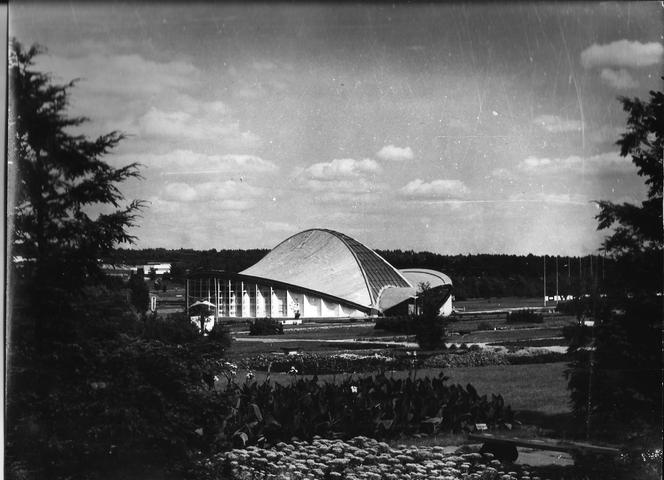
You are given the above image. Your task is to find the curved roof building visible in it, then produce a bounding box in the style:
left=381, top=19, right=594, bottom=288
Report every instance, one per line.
left=187, top=228, right=452, bottom=321
left=241, top=229, right=411, bottom=308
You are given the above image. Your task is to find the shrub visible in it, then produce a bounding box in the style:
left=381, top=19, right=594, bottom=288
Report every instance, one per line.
left=565, top=296, right=662, bottom=442
left=374, top=315, right=416, bottom=334
left=142, top=312, right=201, bottom=344
left=414, top=283, right=447, bottom=350
left=208, top=324, right=232, bottom=348
left=5, top=297, right=233, bottom=480
left=249, top=317, right=284, bottom=335
left=423, top=351, right=509, bottom=368
left=505, top=309, right=543, bottom=324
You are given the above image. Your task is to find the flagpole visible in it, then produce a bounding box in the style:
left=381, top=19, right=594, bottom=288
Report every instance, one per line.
left=543, top=255, right=547, bottom=307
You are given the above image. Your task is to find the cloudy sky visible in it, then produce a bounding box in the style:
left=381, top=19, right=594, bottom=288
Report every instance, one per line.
left=9, top=2, right=663, bottom=255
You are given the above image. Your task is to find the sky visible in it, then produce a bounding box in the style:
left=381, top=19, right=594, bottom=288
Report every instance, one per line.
left=8, top=2, right=663, bottom=255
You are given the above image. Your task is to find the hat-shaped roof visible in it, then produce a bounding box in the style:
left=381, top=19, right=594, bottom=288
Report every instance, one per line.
left=241, top=229, right=411, bottom=307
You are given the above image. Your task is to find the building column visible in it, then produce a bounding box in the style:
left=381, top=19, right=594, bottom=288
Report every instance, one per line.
left=214, top=277, right=219, bottom=323
left=185, top=278, right=189, bottom=315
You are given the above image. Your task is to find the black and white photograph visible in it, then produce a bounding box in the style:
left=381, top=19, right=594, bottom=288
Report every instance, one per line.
left=5, top=2, right=663, bottom=479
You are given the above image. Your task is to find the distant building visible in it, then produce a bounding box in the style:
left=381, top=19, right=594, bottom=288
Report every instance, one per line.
left=143, top=262, right=171, bottom=276
left=186, top=229, right=453, bottom=321
left=99, top=263, right=134, bottom=280
left=100, top=262, right=171, bottom=280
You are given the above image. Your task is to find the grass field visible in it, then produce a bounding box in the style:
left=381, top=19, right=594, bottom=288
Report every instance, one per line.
left=455, top=296, right=551, bottom=311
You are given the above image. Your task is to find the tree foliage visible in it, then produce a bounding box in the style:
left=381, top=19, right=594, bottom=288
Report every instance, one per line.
left=5, top=40, right=231, bottom=480
left=565, top=88, right=663, bottom=445
left=414, top=283, right=447, bottom=350
left=595, top=88, right=663, bottom=291
left=128, top=273, right=150, bottom=314
left=8, top=39, right=144, bottom=289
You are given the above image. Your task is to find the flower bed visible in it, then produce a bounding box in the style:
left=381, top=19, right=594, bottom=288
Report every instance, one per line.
left=234, top=348, right=565, bottom=374
left=198, top=436, right=548, bottom=480
left=423, top=351, right=510, bottom=368
left=235, top=352, right=400, bottom=374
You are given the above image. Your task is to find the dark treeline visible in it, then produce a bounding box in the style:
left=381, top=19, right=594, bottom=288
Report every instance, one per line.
left=108, top=248, right=617, bottom=299
left=107, top=247, right=270, bottom=277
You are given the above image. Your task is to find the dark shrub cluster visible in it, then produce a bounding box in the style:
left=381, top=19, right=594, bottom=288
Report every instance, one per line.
left=249, top=317, right=284, bottom=335
left=565, top=296, right=662, bottom=442
left=505, top=309, right=543, bottom=324
left=374, top=315, right=417, bottom=334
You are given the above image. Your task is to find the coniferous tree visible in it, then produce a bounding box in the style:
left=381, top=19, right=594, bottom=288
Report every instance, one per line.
left=6, top=41, right=233, bottom=480
left=8, top=39, right=144, bottom=291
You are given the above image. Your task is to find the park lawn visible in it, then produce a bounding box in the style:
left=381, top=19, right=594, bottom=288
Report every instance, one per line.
left=455, top=297, right=551, bottom=311
left=456, top=326, right=567, bottom=344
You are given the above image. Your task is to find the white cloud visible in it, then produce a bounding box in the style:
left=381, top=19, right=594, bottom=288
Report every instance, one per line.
left=521, top=157, right=552, bottom=169
left=36, top=50, right=264, bottom=151
left=376, top=144, right=414, bottom=161
left=508, top=192, right=589, bottom=205
left=116, top=150, right=277, bottom=175
left=305, top=158, right=380, bottom=180
left=160, top=180, right=262, bottom=210
left=518, top=152, right=636, bottom=175
left=532, top=115, right=583, bottom=133
left=37, top=52, right=200, bottom=97
left=599, top=68, right=639, bottom=89
left=580, top=40, right=663, bottom=69
left=490, top=168, right=518, bottom=182
left=400, top=178, right=470, bottom=200
left=303, top=177, right=380, bottom=193
left=137, top=107, right=261, bottom=148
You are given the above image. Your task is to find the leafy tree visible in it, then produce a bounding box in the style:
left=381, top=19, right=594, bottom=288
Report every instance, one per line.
left=595, top=88, right=663, bottom=292
left=128, top=273, right=150, bottom=315
left=565, top=88, right=663, bottom=446
left=8, top=39, right=144, bottom=291
left=414, top=282, right=447, bottom=350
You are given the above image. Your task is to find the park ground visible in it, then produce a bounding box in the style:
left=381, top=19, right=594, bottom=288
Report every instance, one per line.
left=217, top=297, right=581, bottom=468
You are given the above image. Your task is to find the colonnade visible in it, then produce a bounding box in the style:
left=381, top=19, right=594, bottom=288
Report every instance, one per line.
left=186, top=277, right=366, bottom=320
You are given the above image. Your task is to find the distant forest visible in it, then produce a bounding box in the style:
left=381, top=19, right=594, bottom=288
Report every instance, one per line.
left=106, top=248, right=616, bottom=299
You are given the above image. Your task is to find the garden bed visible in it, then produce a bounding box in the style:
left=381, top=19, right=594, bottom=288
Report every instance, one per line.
left=232, top=347, right=567, bottom=374
left=198, top=436, right=547, bottom=480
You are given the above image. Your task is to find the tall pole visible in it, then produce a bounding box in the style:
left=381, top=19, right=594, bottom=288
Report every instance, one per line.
left=556, top=255, right=560, bottom=301
left=543, top=255, right=547, bottom=306
left=579, top=256, right=582, bottom=295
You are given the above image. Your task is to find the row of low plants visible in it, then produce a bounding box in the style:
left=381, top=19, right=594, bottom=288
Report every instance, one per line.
left=235, top=352, right=399, bottom=374
left=195, top=436, right=541, bottom=480
left=234, top=347, right=568, bottom=374
left=212, top=373, right=513, bottom=451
